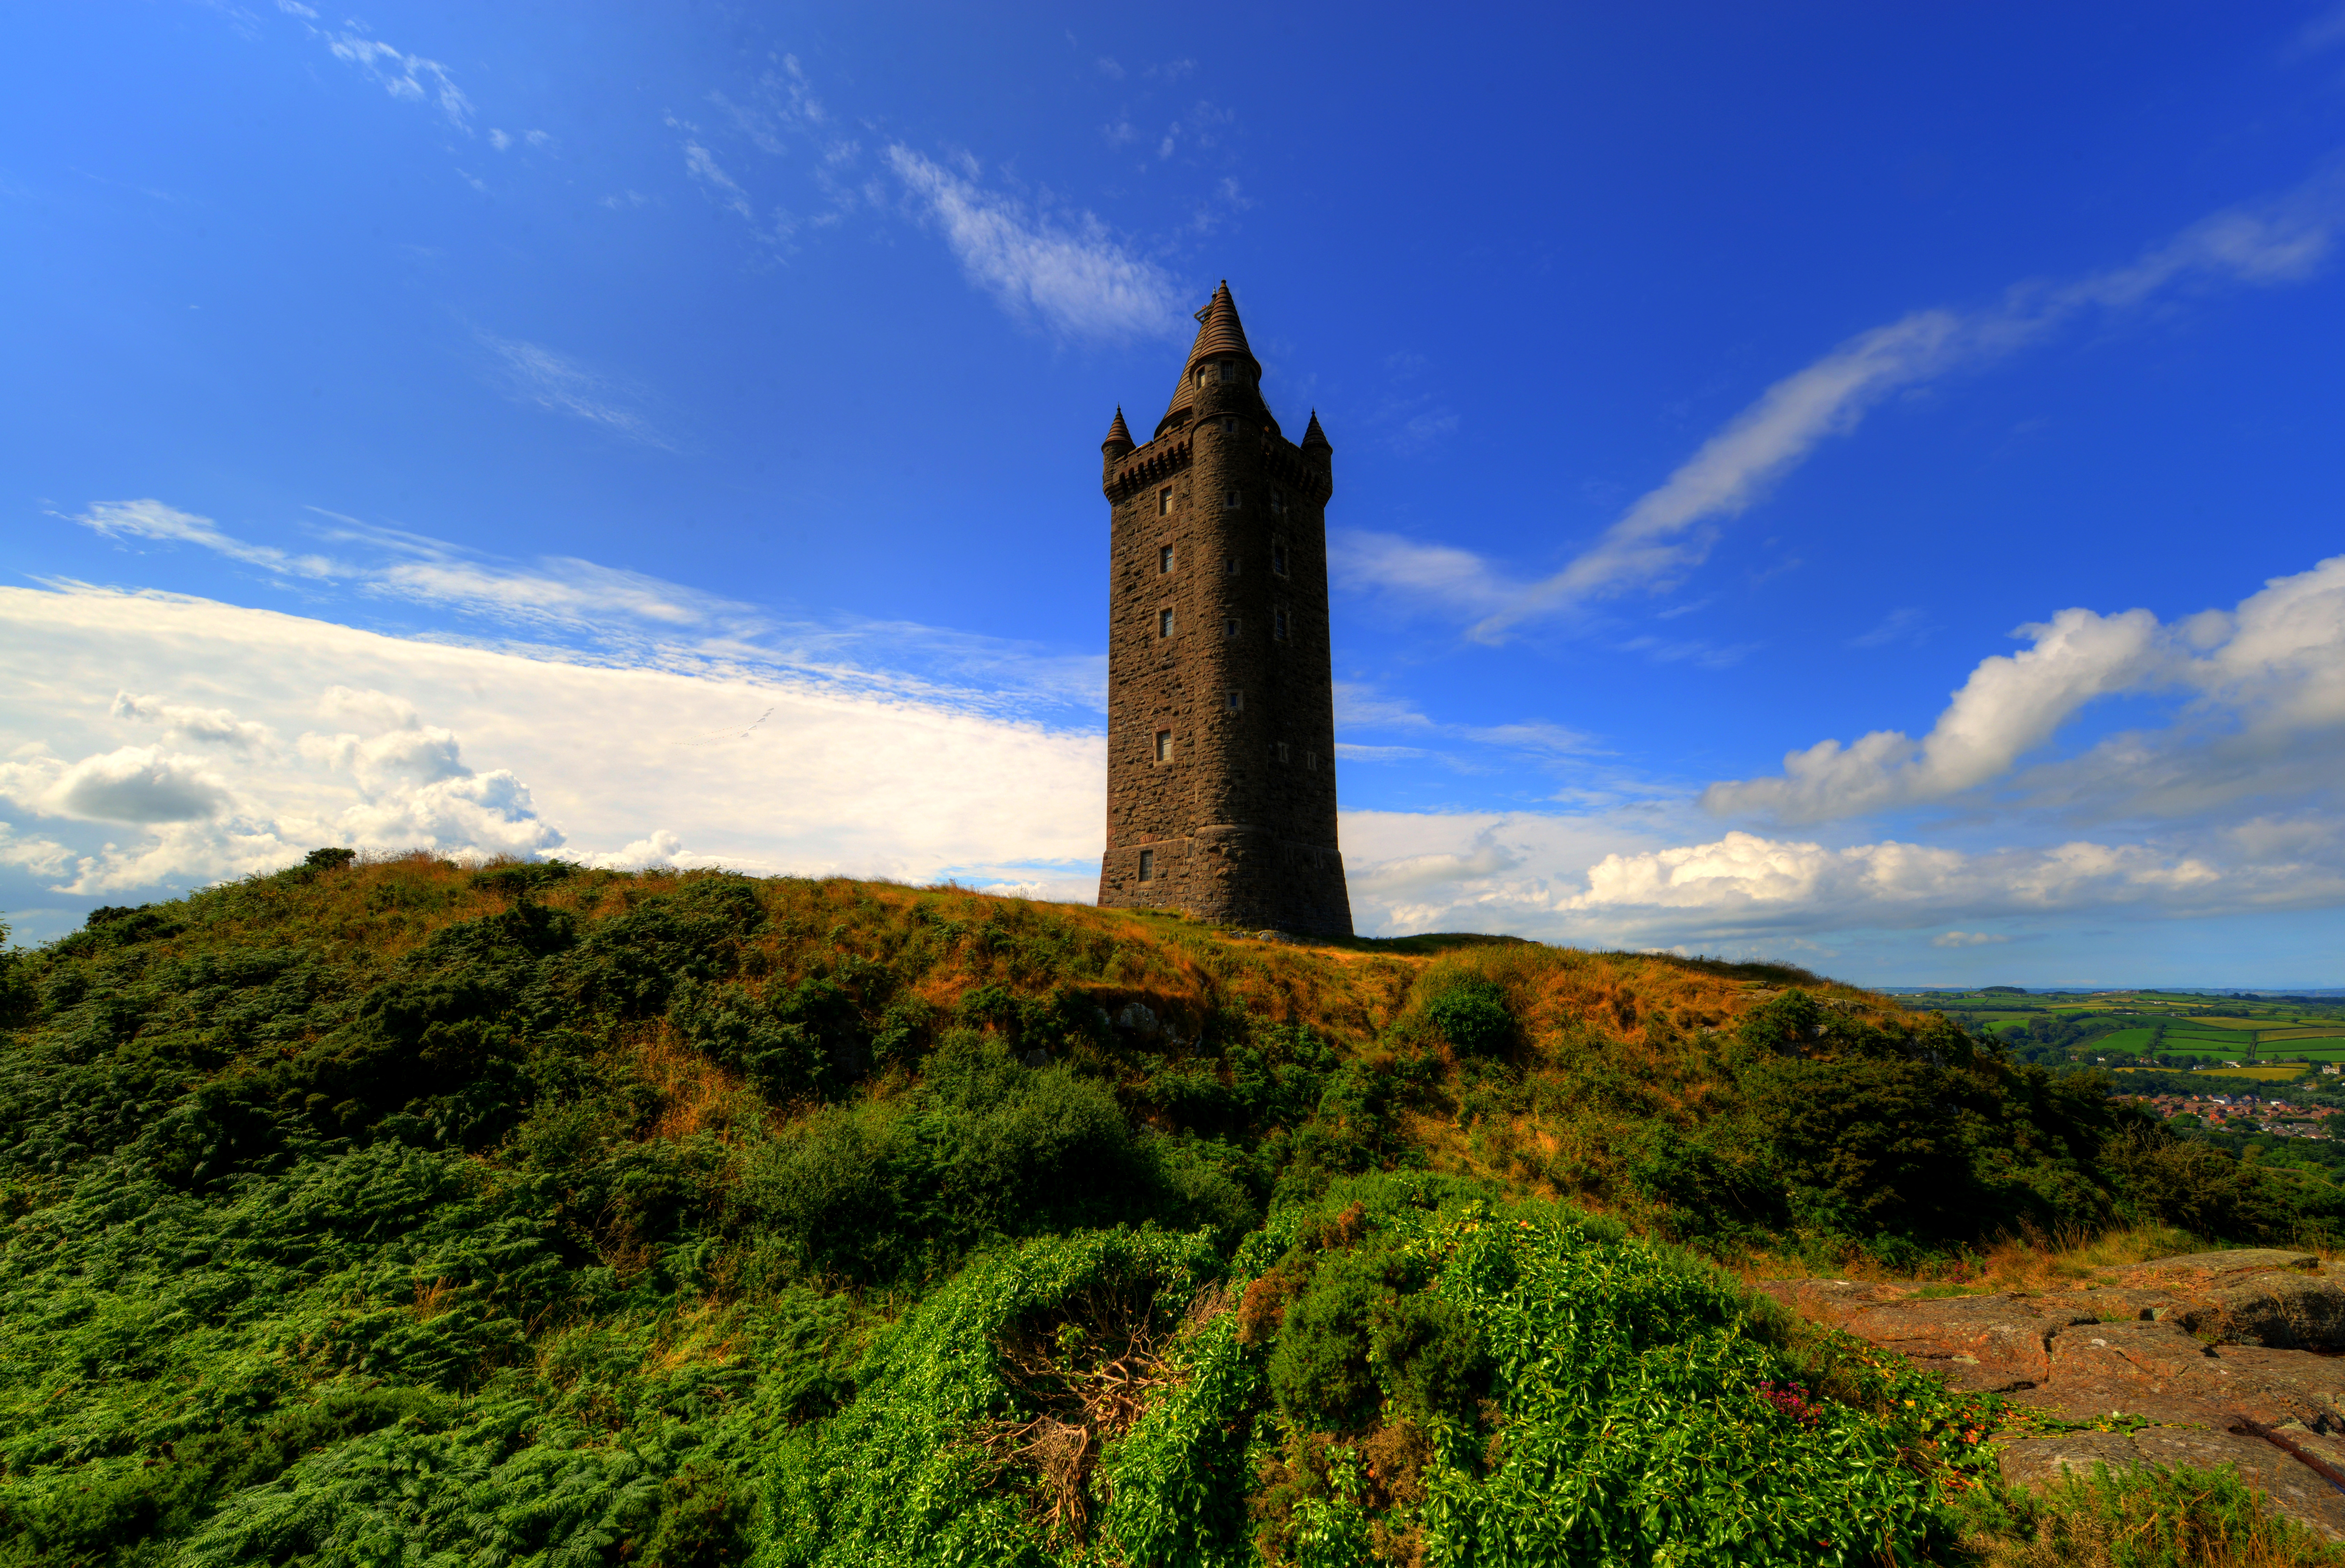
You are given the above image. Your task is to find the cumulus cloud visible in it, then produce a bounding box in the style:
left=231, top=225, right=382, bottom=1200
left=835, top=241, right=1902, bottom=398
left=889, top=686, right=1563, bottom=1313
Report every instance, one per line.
left=579, top=829, right=694, bottom=871
left=1333, top=160, right=2345, bottom=640
left=886, top=146, right=1187, bottom=342
left=1334, top=809, right=2329, bottom=951
left=1705, top=555, right=2345, bottom=825
left=38, top=748, right=234, bottom=825
left=110, top=692, right=272, bottom=752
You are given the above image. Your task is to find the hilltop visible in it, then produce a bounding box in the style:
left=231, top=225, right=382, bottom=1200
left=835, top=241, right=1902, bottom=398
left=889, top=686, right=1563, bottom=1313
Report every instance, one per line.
left=0, top=853, right=2337, bottom=1565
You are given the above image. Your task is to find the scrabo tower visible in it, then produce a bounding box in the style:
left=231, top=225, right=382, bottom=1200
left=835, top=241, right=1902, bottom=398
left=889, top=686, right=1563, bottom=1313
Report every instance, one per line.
left=1095, top=282, right=1353, bottom=937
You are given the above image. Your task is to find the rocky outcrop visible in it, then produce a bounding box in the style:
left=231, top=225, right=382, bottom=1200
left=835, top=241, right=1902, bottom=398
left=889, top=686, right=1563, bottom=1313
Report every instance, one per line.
left=1756, top=1251, right=2345, bottom=1540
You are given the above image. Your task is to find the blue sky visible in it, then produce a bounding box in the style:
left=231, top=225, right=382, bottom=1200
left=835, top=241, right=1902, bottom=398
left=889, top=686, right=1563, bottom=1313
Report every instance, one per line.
left=6, top=2, right=2345, bottom=984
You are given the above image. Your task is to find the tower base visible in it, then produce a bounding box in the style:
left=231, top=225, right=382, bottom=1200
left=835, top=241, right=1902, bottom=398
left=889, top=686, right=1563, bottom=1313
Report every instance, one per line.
left=1097, top=824, right=1353, bottom=938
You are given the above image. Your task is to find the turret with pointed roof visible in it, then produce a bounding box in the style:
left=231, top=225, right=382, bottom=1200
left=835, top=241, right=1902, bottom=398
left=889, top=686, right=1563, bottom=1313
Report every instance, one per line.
left=1155, top=280, right=1274, bottom=439
left=1101, top=406, right=1134, bottom=459
left=1094, top=282, right=1350, bottom=936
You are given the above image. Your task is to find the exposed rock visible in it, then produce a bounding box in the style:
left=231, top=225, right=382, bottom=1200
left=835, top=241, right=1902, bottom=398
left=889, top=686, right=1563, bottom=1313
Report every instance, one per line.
left=1761, top=1256, right=2345, bottom=1542
left=2163, top=1270, right=2345, bottom=1349
left=1837, top=1294, right=2101, bottom=1393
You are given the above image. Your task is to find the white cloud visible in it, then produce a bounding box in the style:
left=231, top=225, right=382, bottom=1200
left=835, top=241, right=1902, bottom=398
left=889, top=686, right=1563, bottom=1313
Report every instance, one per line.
left=477, top=333, right=671, bottom=447
left=1332, top=161, right=2345, bottom=640
left=1705, top=555, right=2345, bottom=825
left=60, top=498, right=1106, bottom=718
left=0, top=584, right=1101, bottom=902
left=1336, top=810, right=2328, bottom=949
left=886, top=146, right=1187, bottom=342
left=1933, top=931, right=2010, bottom=948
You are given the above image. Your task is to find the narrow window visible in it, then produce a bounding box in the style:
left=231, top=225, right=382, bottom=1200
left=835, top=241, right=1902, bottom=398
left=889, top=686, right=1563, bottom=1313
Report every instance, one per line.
left=1277, top=741, right=1290, bottom=763
left=1218, top=416, right=1238, bottom=433
left=1138, top=848, right=1155, bottom=881
left=1308, top=751, right=1318, bottom=772
left=1216, top=362, right=1235, bottom=384
left=1274, top=607, right=1289, bottom=640
left=1225, top=488, right=1241, bottom=509
left=1159, top=608, right=1175, bottom=638
left=1227, top=690, right=1243, bottom=712
left=1223, top=616, right=1239, bottom=638
left=1224, top=556, right=1239, bottom=577
left=1155, top=729, right=1172, bottom=763
left=1270, top=489, right=1286, bottom=516
left=1158, top=486, right=1173, bottom=516
left=1271, top=540, right=1288, bottom=575
left=1158, top=545, right=1174, bottom=574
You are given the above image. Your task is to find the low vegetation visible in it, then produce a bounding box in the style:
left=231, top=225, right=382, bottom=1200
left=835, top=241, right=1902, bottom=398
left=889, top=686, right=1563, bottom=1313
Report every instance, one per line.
left=0, top=853, right=2337, bottom=1564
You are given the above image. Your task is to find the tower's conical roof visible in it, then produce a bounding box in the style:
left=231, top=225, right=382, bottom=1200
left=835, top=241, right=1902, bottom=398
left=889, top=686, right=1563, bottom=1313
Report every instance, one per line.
left=1300, top=409, right=1331, bottom=452
left=1157, top=280, right=1261, bottom=436
left=1102, top=406, right=1134, bottom=451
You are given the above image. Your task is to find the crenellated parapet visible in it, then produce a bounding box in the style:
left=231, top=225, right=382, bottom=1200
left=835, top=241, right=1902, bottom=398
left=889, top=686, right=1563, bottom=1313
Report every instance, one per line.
left=1102, top=434, right=1194, bottom=504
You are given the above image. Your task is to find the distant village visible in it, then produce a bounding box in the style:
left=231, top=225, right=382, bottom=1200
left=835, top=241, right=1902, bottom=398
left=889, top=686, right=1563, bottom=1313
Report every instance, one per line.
left=2129, top=1091, right=2343, bottom=1139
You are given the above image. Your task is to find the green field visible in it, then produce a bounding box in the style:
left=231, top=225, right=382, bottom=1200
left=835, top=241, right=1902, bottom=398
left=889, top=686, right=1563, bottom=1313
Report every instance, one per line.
left=2092, top=1028, right=2158, bottom=1053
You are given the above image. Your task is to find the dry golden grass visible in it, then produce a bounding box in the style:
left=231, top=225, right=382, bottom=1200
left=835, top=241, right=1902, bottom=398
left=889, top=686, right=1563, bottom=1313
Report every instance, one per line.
left=1724, top=1221, right=2205, bottom=1292
left=632, top=1023, right=748, bottom=1143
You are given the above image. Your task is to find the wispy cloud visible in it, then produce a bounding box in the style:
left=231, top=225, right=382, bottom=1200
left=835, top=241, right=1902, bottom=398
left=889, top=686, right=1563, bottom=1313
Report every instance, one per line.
left=681, top=141, right=753, bottom=220
left=64, top=499, right=1107, bottom=720
left=1849, top=607, right=1932, bottom=648
left=321, top=33, right=473, bottom=131
left=477, top=333, right=672, bottom=447
left=886, top=146, right=1187, bottom=342
left=69, top=499, right=337, bottom=577
left=1336, top=161, right=2345, bottom=643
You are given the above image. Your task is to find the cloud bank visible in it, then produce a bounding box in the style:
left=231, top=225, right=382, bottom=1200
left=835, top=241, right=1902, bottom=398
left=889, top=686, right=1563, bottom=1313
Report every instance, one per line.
left=0, top=584, right=1102, bottom=909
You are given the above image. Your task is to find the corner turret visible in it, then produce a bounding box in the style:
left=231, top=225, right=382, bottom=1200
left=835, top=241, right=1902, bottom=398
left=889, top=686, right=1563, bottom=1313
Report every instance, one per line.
left=1300, top=410, right=1331, bottom=464
left=1101, top=406, right=1135, bottom=469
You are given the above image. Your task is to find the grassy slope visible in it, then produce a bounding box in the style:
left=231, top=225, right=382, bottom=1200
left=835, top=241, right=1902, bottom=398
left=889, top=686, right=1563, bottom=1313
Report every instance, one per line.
left=0, top=856, right=2337, bottom=1567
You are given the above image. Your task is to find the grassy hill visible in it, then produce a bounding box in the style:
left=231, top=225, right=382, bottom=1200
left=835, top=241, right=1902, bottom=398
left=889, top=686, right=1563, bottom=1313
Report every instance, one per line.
left=0, top=854, right=2336, bottom=1565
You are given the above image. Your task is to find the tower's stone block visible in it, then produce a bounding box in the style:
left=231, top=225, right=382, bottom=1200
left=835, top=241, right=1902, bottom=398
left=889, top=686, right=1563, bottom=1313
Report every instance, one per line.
left=1095, top=283, right=1353, bottom=937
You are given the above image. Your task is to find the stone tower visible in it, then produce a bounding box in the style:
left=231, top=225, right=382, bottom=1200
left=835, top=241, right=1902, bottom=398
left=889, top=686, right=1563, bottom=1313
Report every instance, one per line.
left=1094, top=282, right=1352, bottom=937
